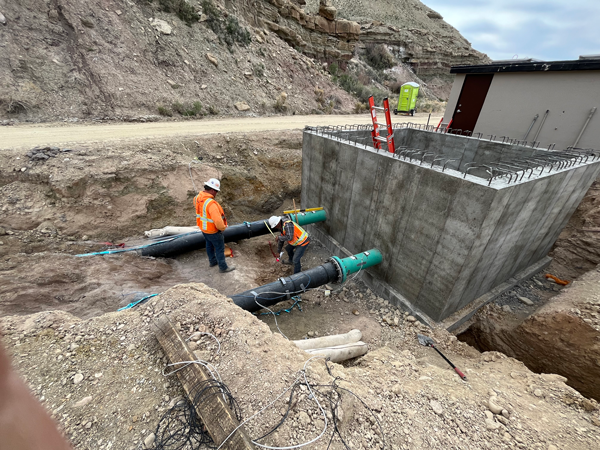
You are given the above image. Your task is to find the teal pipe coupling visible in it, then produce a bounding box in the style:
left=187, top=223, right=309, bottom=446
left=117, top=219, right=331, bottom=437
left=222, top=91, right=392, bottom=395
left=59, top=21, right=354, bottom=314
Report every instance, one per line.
left=288, top=209, right=327, bottom=226
left=330, top=249, right=383, bottom=283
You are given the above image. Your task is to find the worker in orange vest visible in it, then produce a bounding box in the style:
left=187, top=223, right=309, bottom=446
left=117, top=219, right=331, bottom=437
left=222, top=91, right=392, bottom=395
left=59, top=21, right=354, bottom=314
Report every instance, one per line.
left=194, top=178, right=235, bottom=273
left=268, top=216, right=310, bottom=274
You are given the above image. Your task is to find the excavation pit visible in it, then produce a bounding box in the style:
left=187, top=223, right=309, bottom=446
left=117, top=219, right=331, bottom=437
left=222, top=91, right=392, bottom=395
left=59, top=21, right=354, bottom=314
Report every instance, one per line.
left=302, top=124, right=600, bottom=323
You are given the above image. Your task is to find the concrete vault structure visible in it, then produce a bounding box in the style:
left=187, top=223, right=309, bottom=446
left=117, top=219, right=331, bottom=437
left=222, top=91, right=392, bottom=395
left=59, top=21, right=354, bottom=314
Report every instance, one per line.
left=301, top=125, right=600, bottom=323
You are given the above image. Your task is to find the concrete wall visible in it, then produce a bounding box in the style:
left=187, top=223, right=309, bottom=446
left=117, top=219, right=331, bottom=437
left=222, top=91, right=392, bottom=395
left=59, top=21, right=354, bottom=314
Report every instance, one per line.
left=302, top=130, right=600, bottom=322
left=444, top=71, right=600, bottom=150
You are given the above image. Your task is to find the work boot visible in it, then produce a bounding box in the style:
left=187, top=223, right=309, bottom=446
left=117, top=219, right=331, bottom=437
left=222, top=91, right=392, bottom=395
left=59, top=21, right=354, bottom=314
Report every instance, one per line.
left=209, top=263, right=218, bottom=268
left=220, top=266, right=236, bottom=273
left=283, top=260, right=293, bottom=266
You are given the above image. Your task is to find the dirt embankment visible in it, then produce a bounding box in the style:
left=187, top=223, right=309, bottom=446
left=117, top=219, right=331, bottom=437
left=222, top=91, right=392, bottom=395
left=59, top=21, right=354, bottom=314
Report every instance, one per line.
left=3, top=283, right=600, bottom=450
left=461, top=266, right=600, bottom=402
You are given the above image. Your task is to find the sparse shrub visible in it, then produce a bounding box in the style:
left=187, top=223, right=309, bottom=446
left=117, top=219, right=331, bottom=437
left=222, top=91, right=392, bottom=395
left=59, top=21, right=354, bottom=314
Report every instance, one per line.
left=157, top=106, right=173, bottom=117
left=208, top=105, right=219, bottom=115
left=314, top=87, right=325, bottom=105
left=202, top=0, right=251, bottom=48
left=253, top=63, right=265, bottom=78
left=416, top=98, right=446, bottom=113
left=273, top=92, right=288, bottom=112
left=158, top=0, right=199, bottom=26
left=171, top=100, right=203, bottom=116
left=364, top=43, right=396, bottom=70
left=328, top=62, right=339, bottom=77
left=354, top=102, right=368, bottom=113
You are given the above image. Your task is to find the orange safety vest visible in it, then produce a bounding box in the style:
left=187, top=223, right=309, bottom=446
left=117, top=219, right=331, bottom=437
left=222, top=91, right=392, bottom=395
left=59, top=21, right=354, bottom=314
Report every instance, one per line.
left=194, top=192, right=227, bottom=234
left=282, top=220, right=309, bottom=246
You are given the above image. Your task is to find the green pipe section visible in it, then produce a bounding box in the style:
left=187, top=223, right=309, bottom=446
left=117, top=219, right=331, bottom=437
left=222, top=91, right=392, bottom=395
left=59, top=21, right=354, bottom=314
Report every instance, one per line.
left=331, top=249, right=383, bottom=282
left=288, top=209, right=327, bottom=226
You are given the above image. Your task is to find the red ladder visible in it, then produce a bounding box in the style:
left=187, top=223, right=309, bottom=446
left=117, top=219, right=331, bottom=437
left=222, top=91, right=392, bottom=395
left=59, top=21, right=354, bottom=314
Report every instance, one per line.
left=369, top=96, right=395, bottom=153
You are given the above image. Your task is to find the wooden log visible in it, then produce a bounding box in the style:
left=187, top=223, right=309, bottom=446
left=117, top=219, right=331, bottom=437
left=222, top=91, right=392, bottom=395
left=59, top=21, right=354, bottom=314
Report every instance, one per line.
left=153, top=316, right=254, bottom=450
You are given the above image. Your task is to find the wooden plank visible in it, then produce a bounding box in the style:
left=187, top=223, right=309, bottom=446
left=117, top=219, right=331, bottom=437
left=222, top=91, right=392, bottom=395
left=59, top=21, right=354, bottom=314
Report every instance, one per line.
left=153, top=316, right=255, bottom=450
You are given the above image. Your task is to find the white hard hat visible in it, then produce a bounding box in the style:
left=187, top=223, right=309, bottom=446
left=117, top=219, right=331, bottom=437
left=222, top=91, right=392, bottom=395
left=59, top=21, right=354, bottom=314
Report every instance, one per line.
left=204, top=178, right=221, bottom=191
left=268, top=216, right=281, bottom=228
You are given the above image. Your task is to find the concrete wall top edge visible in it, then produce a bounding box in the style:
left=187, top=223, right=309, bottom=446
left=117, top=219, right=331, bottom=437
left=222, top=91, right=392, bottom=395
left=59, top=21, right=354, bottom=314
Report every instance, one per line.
left=304, top=130, right=600, bottom=192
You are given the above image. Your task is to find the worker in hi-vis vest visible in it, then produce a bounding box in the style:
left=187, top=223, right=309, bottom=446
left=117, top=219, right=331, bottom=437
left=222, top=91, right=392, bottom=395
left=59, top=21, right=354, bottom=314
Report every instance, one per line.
left=268, top=216, right=310, bottom=274
left=194, top=178, right=235, bottom=273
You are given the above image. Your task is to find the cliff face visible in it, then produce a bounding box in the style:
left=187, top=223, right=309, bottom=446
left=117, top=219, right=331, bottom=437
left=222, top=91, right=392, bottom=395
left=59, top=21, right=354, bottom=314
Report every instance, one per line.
left=310, top=0, right=490, bottom=81
left=235, top=0, right=360, bottom=61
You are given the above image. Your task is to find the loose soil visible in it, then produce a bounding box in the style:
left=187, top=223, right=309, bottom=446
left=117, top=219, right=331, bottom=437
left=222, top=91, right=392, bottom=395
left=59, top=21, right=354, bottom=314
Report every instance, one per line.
left=1, top=127, right=600, bottom=449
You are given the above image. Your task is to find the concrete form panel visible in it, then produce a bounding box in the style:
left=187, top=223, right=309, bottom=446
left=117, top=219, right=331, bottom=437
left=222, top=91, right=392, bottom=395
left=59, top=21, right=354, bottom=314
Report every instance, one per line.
left=529, top=164, right=600, bottom=264
left=343, top=149, right=380, bottom=254
left=442, top=189, right=513, bottom=315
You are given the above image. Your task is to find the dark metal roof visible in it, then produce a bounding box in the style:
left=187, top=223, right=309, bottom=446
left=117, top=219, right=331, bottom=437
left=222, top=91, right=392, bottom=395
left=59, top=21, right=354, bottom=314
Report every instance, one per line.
left=451, top=59, right=600, bottom=74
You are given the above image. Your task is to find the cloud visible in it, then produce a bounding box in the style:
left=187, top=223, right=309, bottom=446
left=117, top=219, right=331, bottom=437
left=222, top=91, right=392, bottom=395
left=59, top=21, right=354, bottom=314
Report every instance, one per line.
left=421, top=0, right=600, bottom=61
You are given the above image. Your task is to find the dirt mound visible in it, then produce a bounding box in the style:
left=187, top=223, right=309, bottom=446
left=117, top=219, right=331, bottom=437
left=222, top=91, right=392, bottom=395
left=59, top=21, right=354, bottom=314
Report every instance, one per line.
left=2, top=282, right=600, bottom=449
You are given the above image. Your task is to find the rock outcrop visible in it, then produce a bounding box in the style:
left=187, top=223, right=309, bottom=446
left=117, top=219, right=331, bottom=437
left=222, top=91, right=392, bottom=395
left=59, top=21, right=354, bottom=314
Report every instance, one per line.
left=237, top=0, right=360, bottom=61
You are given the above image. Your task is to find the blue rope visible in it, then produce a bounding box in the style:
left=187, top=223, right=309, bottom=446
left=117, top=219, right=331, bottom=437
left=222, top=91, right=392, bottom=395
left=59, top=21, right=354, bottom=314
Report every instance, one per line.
left=118, top=293, right=159, bottom=311
left=253, top=296, right=303, bottom=316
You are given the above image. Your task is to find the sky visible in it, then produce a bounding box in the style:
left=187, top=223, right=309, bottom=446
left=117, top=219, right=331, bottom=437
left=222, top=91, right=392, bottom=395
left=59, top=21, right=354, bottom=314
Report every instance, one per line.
left=421, top=0, right=600, bottom=62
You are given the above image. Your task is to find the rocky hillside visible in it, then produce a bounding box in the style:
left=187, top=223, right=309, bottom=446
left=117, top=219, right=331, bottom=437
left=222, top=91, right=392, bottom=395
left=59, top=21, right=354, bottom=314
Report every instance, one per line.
left=0, top=0, right=487, bottom=122
left=0, top=0, right=357, bottom=122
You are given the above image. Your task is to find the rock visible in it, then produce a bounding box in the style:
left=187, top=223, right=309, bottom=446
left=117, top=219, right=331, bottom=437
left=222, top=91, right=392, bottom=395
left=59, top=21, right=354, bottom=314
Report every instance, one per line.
left=298, top=411, right=310, bottom=426
left=0, top=227, right=6, bottom=236
left=534, top=279, right=543, bottom=287
left=352, top=309, right=359, bottom=315
left=429, top=400, right=443, bottom=415
left=188, top=341, right=198, bottom=351
left=518, top=296, right=534, bottom=306
left=144, top=432, right=156, bottom=449
left=243, top=71, right=253, bottom=79
left=0, top=11, right=6, bottom=25
left=166, top=79, right=176, bottom=86
left=582, top=399, right=597, bottom=412
left=485, top=417, right=501, bottom=431
left=206, top=53, right=218, bottom=67
left=548, top=445, right=558, bottom=450
left=189, top=332, right=202, bottom=341
left=406, top=316, right=416, bottom=322
left=488, top=397, right=503, bottom=414
left=234, top=102, right=250, bottom=111
left=151, top=19, right=172, bottom=35
left=73, top=373, right=84, bottom=384
left=502, top=305, right=512, bottom=313
left=426, top=11, right=443, bottom=20
left=533, top=389, right=544, bottom=398
left=318, top=0, right=337, bottom=20
left=85, top=421, right=92, bottom=429
left=391, top=384, right=402, bottom=395
left=201, top=84, right=208, bottom=89
left=591, top=416, right=600, bottom=427
left=115, top=10, right=123, bottom=16
left=73, top=396, right=93, bottom=407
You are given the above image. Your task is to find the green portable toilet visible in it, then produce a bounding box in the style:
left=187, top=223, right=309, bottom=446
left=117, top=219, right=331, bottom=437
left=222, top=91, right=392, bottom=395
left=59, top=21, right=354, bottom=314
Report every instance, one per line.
left=395, top=82, right=419, bottom=116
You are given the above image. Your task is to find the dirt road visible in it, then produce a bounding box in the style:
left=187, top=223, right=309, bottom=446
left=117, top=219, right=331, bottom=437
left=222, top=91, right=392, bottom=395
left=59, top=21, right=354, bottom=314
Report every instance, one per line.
left=0, top=113, right=442, bottom=149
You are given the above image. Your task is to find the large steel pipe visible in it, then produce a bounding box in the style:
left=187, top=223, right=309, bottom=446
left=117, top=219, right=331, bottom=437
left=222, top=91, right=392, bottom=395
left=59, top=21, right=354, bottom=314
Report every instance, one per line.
left=138, top=209, right=327, bottom=258
left=231, top=249, right=382, bottom=312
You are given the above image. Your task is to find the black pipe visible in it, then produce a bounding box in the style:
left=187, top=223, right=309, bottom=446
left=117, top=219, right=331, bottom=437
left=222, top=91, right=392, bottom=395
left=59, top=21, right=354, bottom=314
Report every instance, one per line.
left=138, top=220, right=270, bottom=258
left=231, top=262, right=339, bottom=312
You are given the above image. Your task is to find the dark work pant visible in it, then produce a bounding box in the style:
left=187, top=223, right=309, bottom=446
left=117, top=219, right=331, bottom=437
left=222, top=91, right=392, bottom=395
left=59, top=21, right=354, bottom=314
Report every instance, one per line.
left=286, top=242, right=309, bottom=274
left=203, top=231, right=228, bottom=271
